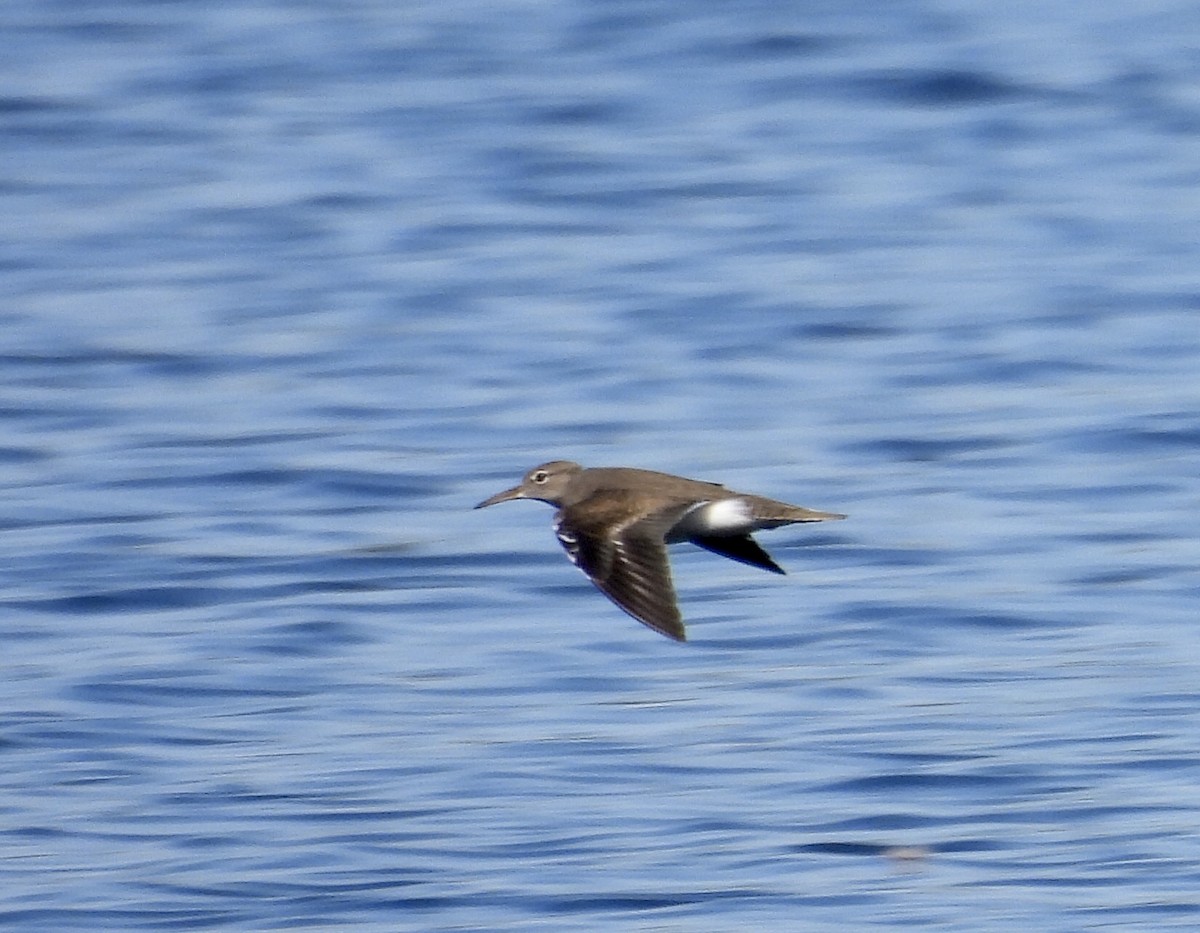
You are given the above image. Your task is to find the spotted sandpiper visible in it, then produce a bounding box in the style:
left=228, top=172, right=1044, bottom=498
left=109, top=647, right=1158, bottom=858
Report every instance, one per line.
left=475, top=461, right=845, bottom=641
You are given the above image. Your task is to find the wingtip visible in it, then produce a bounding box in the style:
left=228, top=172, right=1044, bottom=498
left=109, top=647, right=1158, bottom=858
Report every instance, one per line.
left=638, top=617, right=687, bottom=642
left=629, top=611, right=687, bottom=642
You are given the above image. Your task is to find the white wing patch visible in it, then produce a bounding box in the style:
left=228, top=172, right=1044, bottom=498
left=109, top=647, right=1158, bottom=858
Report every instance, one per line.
left=554, top=516, right=581, bottom=567
left=676, top=497, right=754, bottom=537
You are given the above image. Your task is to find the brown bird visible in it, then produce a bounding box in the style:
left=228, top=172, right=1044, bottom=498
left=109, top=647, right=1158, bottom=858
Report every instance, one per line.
left=475, top=461, right=845, bottom=641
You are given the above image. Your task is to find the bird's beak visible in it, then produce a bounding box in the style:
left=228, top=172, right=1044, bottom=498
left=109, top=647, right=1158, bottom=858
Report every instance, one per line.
left=474, top=485, right=526, bottom=509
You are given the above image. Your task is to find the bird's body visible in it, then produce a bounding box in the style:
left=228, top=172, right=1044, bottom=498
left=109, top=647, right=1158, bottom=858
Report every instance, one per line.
left=475, top=461, right=844, bottom=641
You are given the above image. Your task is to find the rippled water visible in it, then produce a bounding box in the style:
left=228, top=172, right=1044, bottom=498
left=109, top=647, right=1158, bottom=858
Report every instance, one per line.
left=4, top=1, right=1200, bottom=930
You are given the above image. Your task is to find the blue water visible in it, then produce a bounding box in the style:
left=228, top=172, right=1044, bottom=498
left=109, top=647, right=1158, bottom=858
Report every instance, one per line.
left=4, top=1, right=1200, bottom=929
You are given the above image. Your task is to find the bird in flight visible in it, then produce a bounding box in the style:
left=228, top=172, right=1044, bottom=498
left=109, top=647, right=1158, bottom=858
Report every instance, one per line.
left=476, top=460, right=844, bottom=641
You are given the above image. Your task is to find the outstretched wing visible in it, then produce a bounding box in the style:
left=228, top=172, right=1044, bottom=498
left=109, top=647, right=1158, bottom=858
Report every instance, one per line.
left=554, top=494, right=692, bottom=641
left=689, top=534, right=785, bottom=575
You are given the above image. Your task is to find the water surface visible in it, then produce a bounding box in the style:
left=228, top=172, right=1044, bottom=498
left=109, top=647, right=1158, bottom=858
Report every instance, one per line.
left=3, top=1, right=1200, bottom=930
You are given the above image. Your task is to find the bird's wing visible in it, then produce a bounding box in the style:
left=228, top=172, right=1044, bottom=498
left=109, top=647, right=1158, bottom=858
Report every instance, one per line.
left=689, top=534, right=785, bottom=575
left=554, top=494, right=692, bottom=641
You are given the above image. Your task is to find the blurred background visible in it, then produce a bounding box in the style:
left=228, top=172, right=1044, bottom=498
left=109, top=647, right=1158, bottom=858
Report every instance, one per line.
left=3, top=1, right=1200, bottom=930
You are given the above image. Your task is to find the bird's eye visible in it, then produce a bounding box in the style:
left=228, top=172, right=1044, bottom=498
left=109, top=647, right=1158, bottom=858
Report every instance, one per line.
left=532, top=470, right=549, bottom=484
